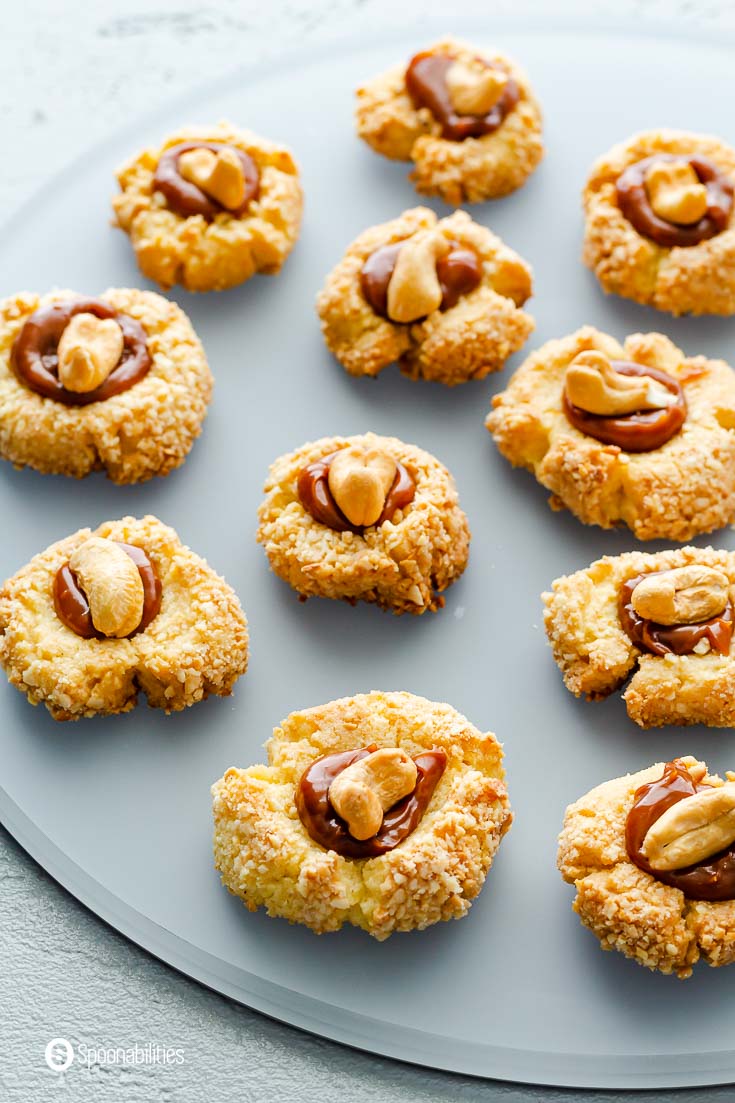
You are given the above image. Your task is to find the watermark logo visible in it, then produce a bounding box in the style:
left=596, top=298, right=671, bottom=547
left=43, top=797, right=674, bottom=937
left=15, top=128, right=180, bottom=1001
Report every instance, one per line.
left=45, top=1038, right=74, bottom=1072
left=45, top=1037, right=185, bottom=1072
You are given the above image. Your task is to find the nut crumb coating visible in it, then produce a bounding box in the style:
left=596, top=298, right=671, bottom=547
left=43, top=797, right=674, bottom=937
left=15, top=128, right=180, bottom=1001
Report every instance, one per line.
left=0, top=288, right=213, bottom=484
left=543, top=545, right=735, bottom=728
left=583, top=129, right=735, bottom=315
left=0, top=516, right=249, bottom=720
left=113, top=121, right=302, bottom=292
left=356, top=38, right=543, bottom=204
left=558, top=759, right=735, bottom=977
left=486, top=326, right=735, bottom=541
left=317, top=207, right=533, bottom=385
left=257, top=432, right=470, bottom=614
left=212, top=690, right=512, bottom=939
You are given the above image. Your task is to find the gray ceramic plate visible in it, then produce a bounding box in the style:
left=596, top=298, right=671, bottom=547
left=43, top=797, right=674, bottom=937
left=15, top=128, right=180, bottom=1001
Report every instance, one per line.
left=2, top=18, right=735, bottom=1090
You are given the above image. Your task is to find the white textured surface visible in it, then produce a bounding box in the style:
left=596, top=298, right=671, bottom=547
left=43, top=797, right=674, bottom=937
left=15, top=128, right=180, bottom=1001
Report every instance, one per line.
left=3, top=2, right=735, bottom=1099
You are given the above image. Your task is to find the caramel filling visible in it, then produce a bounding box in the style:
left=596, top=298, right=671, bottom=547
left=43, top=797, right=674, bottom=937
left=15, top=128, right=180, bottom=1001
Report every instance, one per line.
left=616, top=154, right=733, bottom=248
left=361, top=239, right=482, bottom=319
left=153, top=141, right=259, bottom=220
left=297, top=451, right=416, bottom=533
left=53, top=543, right=162, bottom=639
left=295, top=744, right=447, bottom=858
left=563, top=362, right=686, bottom=452
left=626, top=760, right=735, bottom=901
left=405, top=52, right=519, bottom=141
left=11, top=299, right=151, bottom=406
left=619, top=571, right=733, bottom=658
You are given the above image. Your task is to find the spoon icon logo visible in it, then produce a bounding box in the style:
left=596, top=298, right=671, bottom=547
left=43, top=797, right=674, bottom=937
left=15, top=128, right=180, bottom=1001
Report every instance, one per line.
left=45, top=1038, right=74, bottom=1072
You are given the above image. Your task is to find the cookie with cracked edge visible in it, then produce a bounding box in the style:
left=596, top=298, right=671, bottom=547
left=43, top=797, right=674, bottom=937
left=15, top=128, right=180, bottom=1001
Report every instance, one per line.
left=317, top=206, right=534, bottom=385
left=256, top=431, right=470, bottom=614
left=487, top=326, right=735, bottom=541
left=583, top=128, right=735, bottom=315
left=356, top=37, right=543, bottom=204
left=0, top=515, right=249, bottom=720
left=112, top=120, right=302, bottom=292
left=558, top=756, right=735, bottom=977
left=543, top=546, right=735, bottom=728
left=0, top=287, right=213, bottom=484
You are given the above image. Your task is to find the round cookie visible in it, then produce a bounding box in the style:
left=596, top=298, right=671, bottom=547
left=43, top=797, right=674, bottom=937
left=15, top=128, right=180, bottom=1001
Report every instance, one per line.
left=558, top=756, right=735, bottom=977
left=543, top=545, right=735, bottom=728
left=356, top=37, right=543, bottom=204
left=112, top=121, right=302, bottom=292
left=212, top=690, right=512, bottom=939
left=256, top=432, right=470, bottom=614
left=0, top=515, right=249, bottom=720
left=317, top=207, right=534, bottom=385
left=583, top=129, right=735, bottom=315
left=486, top=326, right=735, bottom=541
left=0, top=288, right=213, bottom=483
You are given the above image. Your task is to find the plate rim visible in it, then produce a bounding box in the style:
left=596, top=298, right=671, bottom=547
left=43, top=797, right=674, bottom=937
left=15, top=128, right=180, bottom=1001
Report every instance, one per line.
left=5, top=790, right=735, bottom=1090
